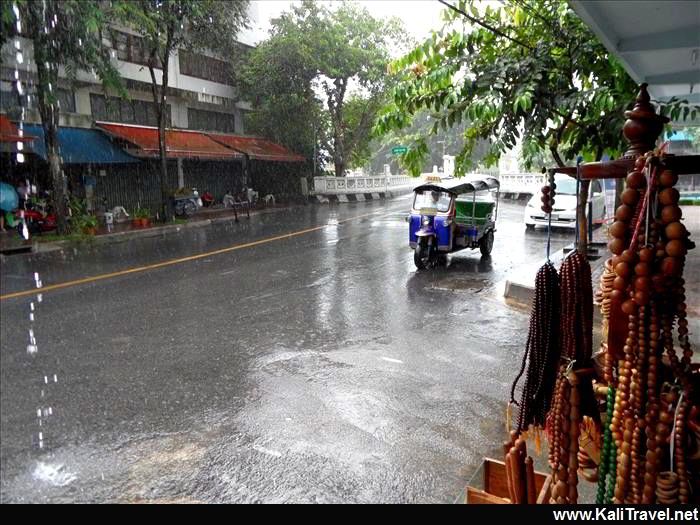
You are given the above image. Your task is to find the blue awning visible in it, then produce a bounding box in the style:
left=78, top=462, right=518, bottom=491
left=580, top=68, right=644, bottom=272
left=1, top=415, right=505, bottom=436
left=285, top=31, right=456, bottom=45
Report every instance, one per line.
left=22, top=124, right=139, bottom=164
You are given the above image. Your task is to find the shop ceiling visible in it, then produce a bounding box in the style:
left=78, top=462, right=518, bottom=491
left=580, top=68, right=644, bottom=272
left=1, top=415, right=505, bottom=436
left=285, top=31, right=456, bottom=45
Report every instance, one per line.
left=570, top=0, right=700, bottom=103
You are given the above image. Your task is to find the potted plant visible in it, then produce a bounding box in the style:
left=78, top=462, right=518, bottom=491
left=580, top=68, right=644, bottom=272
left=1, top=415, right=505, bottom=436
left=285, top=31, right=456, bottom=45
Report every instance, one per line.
left=69, top=197, right=98, bottom=235
left=133, top=208, right=151, bottom=227
left=81, top=214, right=99, bottom=235
left=131, top=208, right=142, bottom=228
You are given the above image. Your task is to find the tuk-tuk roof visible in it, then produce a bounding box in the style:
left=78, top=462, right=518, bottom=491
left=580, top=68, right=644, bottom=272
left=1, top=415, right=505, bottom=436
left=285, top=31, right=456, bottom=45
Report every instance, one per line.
left=413, top=175, right=500, bottom=195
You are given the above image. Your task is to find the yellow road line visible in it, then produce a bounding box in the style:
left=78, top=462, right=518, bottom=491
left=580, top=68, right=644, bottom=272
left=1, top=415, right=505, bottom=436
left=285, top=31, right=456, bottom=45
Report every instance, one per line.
left=0, top=208, right=394, bottom=301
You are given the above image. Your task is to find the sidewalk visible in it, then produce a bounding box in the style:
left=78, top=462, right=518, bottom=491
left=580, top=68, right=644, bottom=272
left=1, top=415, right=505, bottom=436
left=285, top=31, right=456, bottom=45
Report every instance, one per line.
left=503, top=206, right=700, bottom=352
left=0, top=201, right=308, bottom=255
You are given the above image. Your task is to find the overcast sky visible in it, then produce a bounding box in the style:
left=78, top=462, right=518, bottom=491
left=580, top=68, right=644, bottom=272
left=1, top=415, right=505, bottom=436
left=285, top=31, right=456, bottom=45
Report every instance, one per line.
left=250, top=0, right=448, bottom=42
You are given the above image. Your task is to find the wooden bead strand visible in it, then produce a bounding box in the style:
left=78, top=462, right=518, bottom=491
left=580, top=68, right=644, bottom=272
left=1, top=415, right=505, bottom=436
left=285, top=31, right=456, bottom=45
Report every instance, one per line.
left=549, top=369, right=571, bottom=504
left=673, top=396, right=690, bottom=503
left=641, top=301, right=662, bottom=503
left=567, top=371, right=581, bottom=504
left=510, top=262, right=561, bottom=434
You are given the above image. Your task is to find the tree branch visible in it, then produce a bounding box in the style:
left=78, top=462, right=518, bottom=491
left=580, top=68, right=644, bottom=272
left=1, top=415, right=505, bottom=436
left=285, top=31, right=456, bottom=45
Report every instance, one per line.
left=437, top=0, right=534, bottom=51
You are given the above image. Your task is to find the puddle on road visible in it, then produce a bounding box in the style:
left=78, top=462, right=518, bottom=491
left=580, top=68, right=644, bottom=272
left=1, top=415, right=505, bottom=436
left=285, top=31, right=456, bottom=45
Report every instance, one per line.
left=428, top=276, right=489, bottom=293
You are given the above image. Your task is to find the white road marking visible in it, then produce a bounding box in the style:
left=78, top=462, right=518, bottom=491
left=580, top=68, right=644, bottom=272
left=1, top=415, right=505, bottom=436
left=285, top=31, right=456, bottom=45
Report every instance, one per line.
left=380, top=357, right=404, bottom=364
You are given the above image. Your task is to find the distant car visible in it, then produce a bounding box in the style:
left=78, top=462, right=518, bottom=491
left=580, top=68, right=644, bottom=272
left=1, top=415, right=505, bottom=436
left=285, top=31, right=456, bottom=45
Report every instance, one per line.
left=524, top=175, right=605, bottom=229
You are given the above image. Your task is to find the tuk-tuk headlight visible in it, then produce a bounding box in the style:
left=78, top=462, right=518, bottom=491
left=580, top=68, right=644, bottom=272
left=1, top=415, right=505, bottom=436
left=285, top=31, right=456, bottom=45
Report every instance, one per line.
left=422, top=217, right=431, bottom=226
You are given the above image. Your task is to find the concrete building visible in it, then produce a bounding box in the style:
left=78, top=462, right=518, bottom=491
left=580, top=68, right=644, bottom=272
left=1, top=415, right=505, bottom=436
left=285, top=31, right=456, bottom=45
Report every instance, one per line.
left=0, top=5, right=308, bottom=214
left=0, top=3, right=264, bottom=135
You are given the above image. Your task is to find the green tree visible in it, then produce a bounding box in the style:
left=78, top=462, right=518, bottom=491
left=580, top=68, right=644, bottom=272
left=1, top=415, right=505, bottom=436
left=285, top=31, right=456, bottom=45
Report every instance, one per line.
left=369, top=110, right=490, bottom=175
left=238, top=25, right=325, bottom=168
left=375, top=0, right=698, bottom=247
left=376, top=0, right=634, bottom=172
left=116, top=0, right=249, bottom=221
left=241, top=0, right=406, bottom=178
left=9, top=0, right=123, bottom=234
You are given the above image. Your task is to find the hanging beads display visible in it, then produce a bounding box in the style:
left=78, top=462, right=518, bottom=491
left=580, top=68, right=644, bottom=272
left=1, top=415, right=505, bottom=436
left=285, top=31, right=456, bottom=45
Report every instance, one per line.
left=510, top=261, right=561, bottom=434
left=605, top=153, right=697, bottom=505
left=504, top=86, right=698, bottom=505
left=560, top=251, right=593, bottom=366
left=510, top=174, right=563, bottom=438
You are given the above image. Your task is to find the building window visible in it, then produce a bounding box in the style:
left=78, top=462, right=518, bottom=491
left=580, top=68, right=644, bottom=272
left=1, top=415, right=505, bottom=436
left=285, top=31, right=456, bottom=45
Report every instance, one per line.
left=188, top=108, right=235, bottom=133
left=91, top=94, right=170, bottom=127
left=1, top=84, right=74, bottom=114
left=179, top=51, right=231, bottom=85
left=108, top=30, right=159, bottom=68
left=57, top=88, right=76, bottom=113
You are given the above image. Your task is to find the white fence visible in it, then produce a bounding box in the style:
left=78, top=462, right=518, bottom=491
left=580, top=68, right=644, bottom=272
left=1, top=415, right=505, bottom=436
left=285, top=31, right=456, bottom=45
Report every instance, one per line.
left=312, top=175, right=414, bottom=195
left=312, top=173, right=546, bottom=197
left=497, top=173, right=547, bottom=195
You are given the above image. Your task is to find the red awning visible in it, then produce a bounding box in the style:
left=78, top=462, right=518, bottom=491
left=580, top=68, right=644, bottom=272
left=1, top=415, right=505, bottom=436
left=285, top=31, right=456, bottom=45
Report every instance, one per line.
left=207, top=133, right=305, bottom=162
left=0, top=114, right=35, bottom=143
left=95, top=122, right=243, bottom=160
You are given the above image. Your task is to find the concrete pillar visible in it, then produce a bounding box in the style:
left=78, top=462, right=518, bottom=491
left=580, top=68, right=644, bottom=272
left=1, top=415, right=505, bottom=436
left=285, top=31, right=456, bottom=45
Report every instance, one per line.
left=177, top=158, right=184, bottom=189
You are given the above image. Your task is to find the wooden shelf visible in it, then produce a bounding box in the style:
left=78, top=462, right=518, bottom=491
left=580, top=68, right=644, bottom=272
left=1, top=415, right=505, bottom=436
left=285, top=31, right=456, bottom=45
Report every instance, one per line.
left=550, top=155, right=700, bottom=180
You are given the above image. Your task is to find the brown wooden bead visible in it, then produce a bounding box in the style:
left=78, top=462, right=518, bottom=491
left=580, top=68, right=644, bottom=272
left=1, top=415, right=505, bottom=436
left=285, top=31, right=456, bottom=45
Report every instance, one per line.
left=665, top=222, right=686, bottom=240
left=665, top=239, right=686, bottom=258
left=609, top=238, right=625, bottom=255
left=661, top=205, right=682, bottom=224
left=634, top=290, right=649, bottom=306
left=638, top=247, right=654, bottom=262
left=626, top=171, right=646, bottom=189
left=659, top=170, right=678, bottom=187
left=615, top=262, right=632, bottom=279
left=610, top=221, right=628, bottom=238
left=661, top=257, right=681, bottom=276
left=634, top=262, right=650, bottom=276
left=622, top=189, right=640, bottom=206
left=621, top=249, right=638, bottom=264
left=616, top=205, right=634, bottom=222
left=634, top=276, right=651, bottom=292
left=659, top=188, right=679, bottom=205
left=622, top=300, right=637, bottom=314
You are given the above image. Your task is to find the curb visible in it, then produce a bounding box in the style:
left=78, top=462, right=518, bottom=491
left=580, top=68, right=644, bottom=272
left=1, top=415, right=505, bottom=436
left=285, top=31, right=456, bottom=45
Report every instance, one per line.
left=313, top=186, right=414, bottom=203
left=2, top=205, right=306, bottom=255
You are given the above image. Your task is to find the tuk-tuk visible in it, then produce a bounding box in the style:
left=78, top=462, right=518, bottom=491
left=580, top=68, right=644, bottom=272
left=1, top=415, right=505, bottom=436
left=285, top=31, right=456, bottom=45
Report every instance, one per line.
left=408, top=175, right=500, bottom=269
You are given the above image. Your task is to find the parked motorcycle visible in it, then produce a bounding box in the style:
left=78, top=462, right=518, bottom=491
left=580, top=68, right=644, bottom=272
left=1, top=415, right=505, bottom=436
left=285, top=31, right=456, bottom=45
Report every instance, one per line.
left=173, top=189, right=203, bottom=218
left=14, top=201, right=57, bottom=235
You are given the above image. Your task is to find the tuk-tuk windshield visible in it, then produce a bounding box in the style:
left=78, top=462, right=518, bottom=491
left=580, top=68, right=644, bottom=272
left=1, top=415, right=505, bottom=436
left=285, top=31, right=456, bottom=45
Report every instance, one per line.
left=413, top=190, right=452, bottom=212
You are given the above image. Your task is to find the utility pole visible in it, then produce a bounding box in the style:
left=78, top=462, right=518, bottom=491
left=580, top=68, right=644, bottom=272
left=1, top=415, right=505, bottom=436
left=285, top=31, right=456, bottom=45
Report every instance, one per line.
left=312, top=121, right=317, bottom=177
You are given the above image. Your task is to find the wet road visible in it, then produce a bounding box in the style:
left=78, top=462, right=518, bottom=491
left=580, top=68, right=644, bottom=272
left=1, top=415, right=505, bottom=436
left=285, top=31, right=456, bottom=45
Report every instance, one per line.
left=0, top=198, right=571, bottom=503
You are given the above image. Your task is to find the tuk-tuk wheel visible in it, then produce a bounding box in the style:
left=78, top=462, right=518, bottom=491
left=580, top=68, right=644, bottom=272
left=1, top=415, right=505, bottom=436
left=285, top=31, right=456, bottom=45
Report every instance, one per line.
left=414, top=239, right=433, bottom=269
left=479, top=229, right=494, bottom=256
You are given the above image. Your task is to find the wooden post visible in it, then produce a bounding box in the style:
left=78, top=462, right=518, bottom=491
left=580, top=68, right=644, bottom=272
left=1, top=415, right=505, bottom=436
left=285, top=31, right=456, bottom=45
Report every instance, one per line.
left=606, top=84, right=669, bottom=361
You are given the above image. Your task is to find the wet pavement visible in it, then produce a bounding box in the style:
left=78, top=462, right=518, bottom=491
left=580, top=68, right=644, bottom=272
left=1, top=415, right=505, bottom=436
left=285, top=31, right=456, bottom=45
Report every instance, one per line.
left=1, top=198, right=572, bottom=503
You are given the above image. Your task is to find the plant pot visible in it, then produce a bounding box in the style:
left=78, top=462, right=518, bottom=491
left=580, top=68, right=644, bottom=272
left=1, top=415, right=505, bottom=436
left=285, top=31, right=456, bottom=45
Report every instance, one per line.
left=83, top=227, right=97, bottom=236
left=132, top=218, right=142, bottom=228
left=141, top=218, right=151, bottom=228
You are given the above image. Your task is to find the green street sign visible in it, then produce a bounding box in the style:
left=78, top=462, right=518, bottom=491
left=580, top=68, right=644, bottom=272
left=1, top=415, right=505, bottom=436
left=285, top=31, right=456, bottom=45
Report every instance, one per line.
left=391, top=146, right=408, bottom=155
